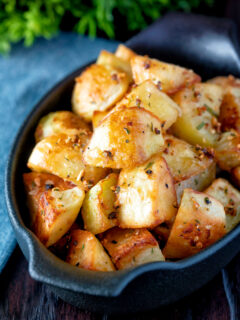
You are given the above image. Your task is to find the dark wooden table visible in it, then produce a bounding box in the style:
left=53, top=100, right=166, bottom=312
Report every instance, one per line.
left=1, top=245, right=240, bottom=319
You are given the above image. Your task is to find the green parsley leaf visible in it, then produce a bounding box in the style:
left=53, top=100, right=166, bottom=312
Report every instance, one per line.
left=196, top=122, right=205, bottom=130
left=205, top=104, right=218, bottom=117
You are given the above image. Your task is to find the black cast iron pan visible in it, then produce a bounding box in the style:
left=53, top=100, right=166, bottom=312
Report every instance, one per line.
left=5, top=12, right=240, bottom=314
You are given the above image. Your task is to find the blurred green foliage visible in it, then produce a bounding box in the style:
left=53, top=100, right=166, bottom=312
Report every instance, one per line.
left=0, top=0, right=215, bottom=54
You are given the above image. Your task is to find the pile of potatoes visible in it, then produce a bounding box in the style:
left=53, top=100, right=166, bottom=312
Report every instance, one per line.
left=24, top=45, right=240, bottom=272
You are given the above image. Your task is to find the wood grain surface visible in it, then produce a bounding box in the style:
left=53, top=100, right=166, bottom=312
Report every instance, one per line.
left=0, top=246, right=236, bottom=320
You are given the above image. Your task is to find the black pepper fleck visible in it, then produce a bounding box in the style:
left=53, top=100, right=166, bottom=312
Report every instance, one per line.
left=146, top=169, right=153, bottom=175
left=45, top=183, right=54, bottom=190
left=204, top=197, right=211, bottom=205
left=103, top=150, right=113, bottom=158
left=108, top=212, right=117, bottom=219
left=144, top=61, right=150, bottom=69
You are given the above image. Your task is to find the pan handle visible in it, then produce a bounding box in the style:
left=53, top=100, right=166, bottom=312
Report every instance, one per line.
left=126, top=12, right=240, bottom=79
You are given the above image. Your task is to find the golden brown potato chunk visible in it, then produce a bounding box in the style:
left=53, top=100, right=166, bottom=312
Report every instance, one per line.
left=219, top=87, right=240, bottom=133
left=175, top=164, right=216, bottom=205
left=81, top=173, right=118, bottom=234
left=116, top=80, right=181, bottom=130
left=131, top=55, right=201, bottom=94
left=23, top=172, right=75, bottom=226
left=66, top=230, right=115, bottom=271
left=101, top=228, right=164, bottom=270
left=115, top=44, right=136, bottom=62
left=97, top=50, right=132, bottom=81
left=163, top=189, right=226, bottom=259
left=215, top=130, right=240, bottom=171
left=23, top=172, right=85, bottom=247
left=83, top=106, right=165, bottom=169
left=207, top=75, right=240, bottom=89
left=117, top=155, right=177, bottom=228
left=72, top=64, right=129, bottom=122
left=205, top=178, right=240, bottom=232
left=172, top=83, right=223, bottom=147
left=208, top=75, right=240, bottom=133
left=161, top=136, right=216, bottom=203
left=35, top=111, right=91, bottom=142
left=27, top=133, right=109, bottom=190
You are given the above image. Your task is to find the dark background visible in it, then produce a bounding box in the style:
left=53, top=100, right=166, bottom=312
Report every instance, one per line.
left=114, top=0, right=232, bottom=41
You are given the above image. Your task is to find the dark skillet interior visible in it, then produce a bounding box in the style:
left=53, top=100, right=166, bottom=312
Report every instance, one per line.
left=5, top=12, right=240, bottom=314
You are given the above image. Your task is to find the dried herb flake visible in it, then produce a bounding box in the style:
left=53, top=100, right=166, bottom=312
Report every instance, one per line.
left=144, top=162, right=154, bottom=170
left=196, top=122, right=205, bottom=130
left=205, top=104, right=218, bottom=117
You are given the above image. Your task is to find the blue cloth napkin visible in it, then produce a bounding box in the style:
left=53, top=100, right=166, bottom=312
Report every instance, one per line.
left=0, top=33, right=118, bottom=272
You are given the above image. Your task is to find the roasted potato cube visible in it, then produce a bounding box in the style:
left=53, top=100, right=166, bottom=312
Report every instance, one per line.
left=35, top=111, right=90, bottom=142
left=219, top=87, right=240, bottom=133
left=131, top=55, right=201, bottom=94
left=117, top=155, right=177, bottom=228
left=172, top=83, right=223, bottom=147
left=101, top=228, right=164, bottom=270
left=92, top=110, right=109, bottom=129
left=29, top=185, right=84, bottom=247
left=24, top=173, right=83, bottom=248
left=115, top=44, right=136, bottom=62
left=83, top=106, right=165, bottom=169
left=163, top=189, right=226, bottom=259
left=72, top=64, right=129, bottom=122
left=161, top=136, right=216, bottom=202
left=27, top=133, right=109, bottom=189
left=207, top=75, right=240, bottom=89
left=205, top=178, right=240, bottom=232
left=23, top=172, right=75, bottom=226
left=66, top=230, right=115, bottom=271
left=175, top=164, right=216, bottom=204
left=208, top=75, right=240, bottom=133
left=97, top=50, right=132, bottom=81
left=81, top=173, right=118, bottom=234
left=215, top=130, right=240, bottom=171
left=116, top=80, right=181, bottom=130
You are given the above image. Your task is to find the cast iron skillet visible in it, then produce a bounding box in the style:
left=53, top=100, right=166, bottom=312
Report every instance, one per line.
left=5, top=12, right=240, bottom=314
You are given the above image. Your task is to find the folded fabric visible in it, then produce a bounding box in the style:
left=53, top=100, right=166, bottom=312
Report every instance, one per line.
left=0, top=32, right=118, bottom=272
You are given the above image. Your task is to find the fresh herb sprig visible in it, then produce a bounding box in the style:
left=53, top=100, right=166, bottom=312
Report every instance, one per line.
left=0, top=0, right=215, bottom=54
